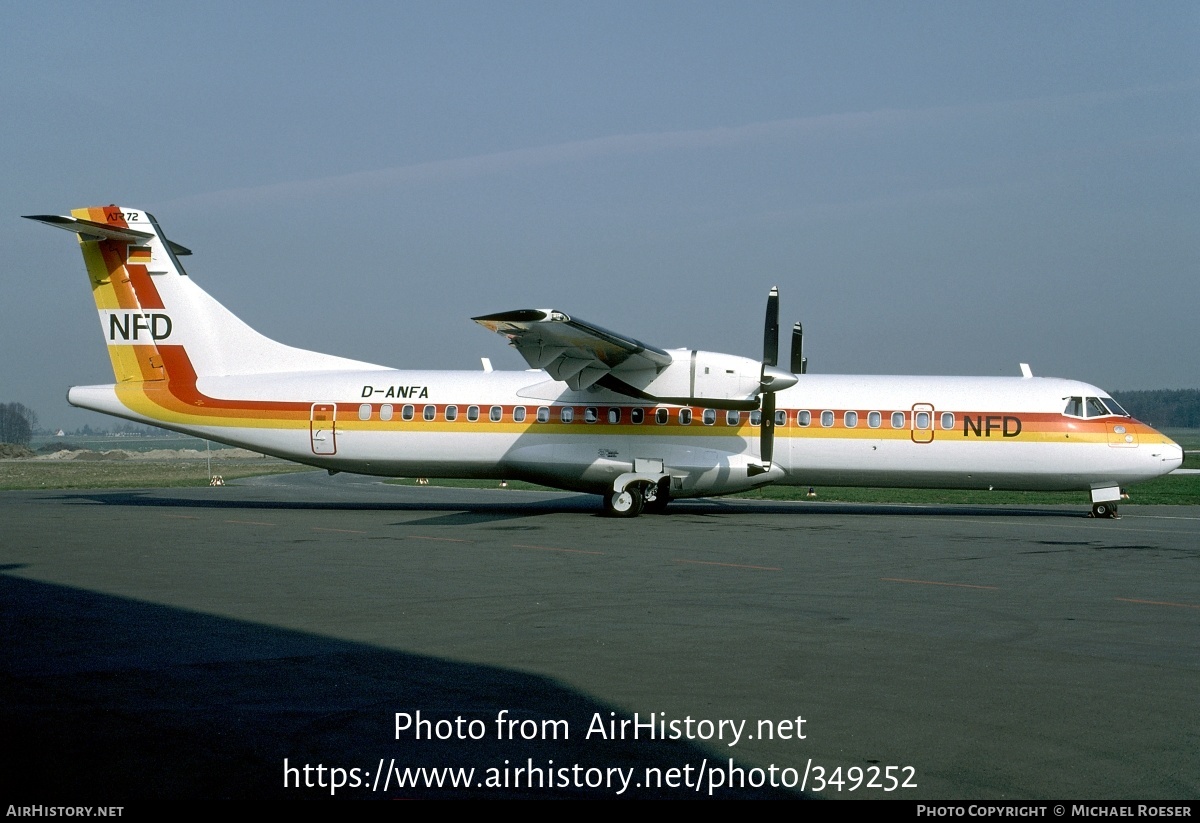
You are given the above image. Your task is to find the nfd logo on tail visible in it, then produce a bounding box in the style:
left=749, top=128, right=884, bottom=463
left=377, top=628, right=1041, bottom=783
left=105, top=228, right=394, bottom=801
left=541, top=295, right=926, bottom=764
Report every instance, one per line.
left=103, top=311, right=173, bottom=343
left=25, top=205, right=1184, bottom=518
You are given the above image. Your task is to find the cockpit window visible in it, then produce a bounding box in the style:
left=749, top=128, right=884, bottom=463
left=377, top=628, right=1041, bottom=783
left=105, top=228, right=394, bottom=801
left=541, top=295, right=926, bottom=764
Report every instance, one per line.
left=1065, top=395, right=1127, bottom=419
left=1100, top=396, right=1129, bottom=417
left=1086, top=397, right=1109, bottom=418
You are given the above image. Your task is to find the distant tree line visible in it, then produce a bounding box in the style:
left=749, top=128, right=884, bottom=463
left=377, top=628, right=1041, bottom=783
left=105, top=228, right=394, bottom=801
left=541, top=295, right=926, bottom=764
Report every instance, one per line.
left=0, top=402, right=38, bottom=445
left=1110, top=390, right=1200, bottom=428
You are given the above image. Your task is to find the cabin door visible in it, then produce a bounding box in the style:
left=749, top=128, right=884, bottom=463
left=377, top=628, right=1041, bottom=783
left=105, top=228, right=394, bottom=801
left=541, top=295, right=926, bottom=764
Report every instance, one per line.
left=310, top=403, right=338, bottom=455
left=911, top=403, right=934, bottom=444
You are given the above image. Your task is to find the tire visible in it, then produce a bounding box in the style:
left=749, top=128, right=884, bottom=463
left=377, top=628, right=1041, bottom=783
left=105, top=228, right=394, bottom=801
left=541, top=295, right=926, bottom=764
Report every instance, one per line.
left=604, top=488, right=644, bottom=518
left=1091, top=502, right=1116, bottom=519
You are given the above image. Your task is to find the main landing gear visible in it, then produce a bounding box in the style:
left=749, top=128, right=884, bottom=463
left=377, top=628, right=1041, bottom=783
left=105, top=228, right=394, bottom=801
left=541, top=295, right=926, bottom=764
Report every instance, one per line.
left=603, top=480, right=670, bottom=518
left=604, top=487, right=644, bottom=518
left=1090, top=502, right=1119, bottom=519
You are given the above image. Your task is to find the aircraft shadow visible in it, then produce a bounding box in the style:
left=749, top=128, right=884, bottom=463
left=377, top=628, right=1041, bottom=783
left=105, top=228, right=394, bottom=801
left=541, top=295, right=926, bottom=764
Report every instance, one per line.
left=0, top=569, right=801, bottom=800
left=53, top=487, right=1087, bottom=522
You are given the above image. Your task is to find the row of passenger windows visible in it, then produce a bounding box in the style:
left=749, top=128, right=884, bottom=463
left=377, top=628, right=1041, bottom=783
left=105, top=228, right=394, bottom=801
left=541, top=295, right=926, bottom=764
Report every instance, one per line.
left=356, top=403, right=955, bottom=430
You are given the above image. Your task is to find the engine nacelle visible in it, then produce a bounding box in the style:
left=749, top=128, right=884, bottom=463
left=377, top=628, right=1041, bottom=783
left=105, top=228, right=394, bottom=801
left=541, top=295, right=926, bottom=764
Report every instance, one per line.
left=610, top=349, right=794, bottom=410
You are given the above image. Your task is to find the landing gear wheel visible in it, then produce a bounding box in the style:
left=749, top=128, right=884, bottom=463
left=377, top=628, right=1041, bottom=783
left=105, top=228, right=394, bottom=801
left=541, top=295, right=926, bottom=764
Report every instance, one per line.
left=1091, top=502, right=1118, bottom=519
left=604, top=487, right=644, bottom=518
left=642, top=480, right=671, bottom=514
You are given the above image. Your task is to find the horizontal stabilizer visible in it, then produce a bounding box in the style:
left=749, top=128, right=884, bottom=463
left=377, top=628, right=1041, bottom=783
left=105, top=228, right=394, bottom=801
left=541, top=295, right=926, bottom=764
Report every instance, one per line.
left=23, top=214, right=192, bottom=255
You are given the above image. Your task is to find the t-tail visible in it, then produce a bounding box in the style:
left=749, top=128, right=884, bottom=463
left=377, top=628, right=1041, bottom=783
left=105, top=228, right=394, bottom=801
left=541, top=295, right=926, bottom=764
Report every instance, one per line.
left=25, top=205, right=386, bottom=432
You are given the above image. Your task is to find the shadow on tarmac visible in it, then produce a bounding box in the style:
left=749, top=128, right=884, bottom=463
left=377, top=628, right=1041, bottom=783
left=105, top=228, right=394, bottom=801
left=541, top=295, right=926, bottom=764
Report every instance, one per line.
left=54, top=487, right=1088, bottom=521
left=0, top=570, right=802, bottom=800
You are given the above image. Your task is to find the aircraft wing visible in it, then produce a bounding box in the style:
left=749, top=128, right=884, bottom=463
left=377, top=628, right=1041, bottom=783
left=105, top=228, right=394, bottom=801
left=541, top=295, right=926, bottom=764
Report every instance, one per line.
left=473, top=309, right=674, bottom=390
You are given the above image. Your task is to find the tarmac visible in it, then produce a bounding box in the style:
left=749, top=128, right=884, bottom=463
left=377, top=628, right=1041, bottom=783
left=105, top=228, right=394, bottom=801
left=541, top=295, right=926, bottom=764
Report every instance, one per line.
left=2, top=472, right=1197, bottom=799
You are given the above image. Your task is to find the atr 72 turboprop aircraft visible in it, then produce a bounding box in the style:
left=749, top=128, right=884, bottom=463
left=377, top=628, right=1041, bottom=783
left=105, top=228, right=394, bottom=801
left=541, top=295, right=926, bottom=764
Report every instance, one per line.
left=27, top=206, right=1183, bottom=518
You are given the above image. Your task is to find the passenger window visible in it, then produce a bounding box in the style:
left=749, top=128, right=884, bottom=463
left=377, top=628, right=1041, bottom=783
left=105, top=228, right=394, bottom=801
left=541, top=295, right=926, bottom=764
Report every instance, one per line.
left=655, top=408, right=668, bottom=425
left=560, top=407, right=574, bottom=423
left=631, top=408, right=644, bottom=424
left=775, top=410, right=787, bottom=427
left=726, top=410, right=741, bottom=426
left=940, top=412, right=954, bottom=430
left=821, top=410, right=834, bottom=428
left=867, top=411, right=881, bottom=428
left=797, top=410, right=811, bottom=427
left=679, top=409, right=692, bottom=425
left=915, top=411, right=930, bottom=429
left=466, top=405, right=479, bottom=422
left=703, top=408, right=716, bottom=425
left=489, top=405, right=502, bottom=422
left=844, top=411, right=858, bottom=428
left=358, top=404, right=372, bottom=421
left=380, top=404, right=394, bottom=421
left=608, top=408, right=621, bottom=424
left=891, top=411, right=905, bottom=428
left=423, top=405, right=436, bottom=421
left=445, top=405, right=458, bottom=422
left=750, top=410, right=761, bottom=426
left=402, top=404, right=414, bottom=421
left=584, top=407, right=598, bottom=423
left=513, top=406, right=526, bottom=423
left=536, top=406, right=550, bottom=423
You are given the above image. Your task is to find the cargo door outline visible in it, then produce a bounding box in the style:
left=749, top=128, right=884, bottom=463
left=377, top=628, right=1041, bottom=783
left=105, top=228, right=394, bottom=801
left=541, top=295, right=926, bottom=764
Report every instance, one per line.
left=911, top=403, right=934, bottom=444
left=311, top=403, right=337, bottom=455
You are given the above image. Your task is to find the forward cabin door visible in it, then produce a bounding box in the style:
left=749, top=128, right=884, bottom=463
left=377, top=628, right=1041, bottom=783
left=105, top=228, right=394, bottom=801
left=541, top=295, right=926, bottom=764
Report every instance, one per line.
left=310, top=403, right=337, bottom=455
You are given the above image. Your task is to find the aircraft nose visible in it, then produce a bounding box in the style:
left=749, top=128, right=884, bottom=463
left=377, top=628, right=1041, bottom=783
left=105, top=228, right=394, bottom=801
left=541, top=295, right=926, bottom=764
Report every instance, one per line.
left=1162, top=441, right=1185, bottom=471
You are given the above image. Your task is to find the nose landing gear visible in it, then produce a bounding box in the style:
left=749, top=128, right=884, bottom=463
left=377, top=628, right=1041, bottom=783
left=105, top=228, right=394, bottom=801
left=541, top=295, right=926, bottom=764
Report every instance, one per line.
left=1090, top=502, right=1118, bottom=519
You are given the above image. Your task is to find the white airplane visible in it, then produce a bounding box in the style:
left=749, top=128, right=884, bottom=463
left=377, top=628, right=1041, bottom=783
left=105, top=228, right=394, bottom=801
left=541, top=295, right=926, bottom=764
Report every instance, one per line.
left=27, top=206, right=1183, bottom=518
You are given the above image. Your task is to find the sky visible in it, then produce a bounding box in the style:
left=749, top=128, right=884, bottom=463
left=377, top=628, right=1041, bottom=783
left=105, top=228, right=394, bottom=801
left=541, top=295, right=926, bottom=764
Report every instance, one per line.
left=3, top=1, right=1197, bottom=430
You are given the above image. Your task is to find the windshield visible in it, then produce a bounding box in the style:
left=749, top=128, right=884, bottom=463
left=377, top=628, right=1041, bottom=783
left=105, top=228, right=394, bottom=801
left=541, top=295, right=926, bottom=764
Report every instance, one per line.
left=1100, top=396, right=1130, bottom=417
left=1063, top=395, right=1130, bottom=419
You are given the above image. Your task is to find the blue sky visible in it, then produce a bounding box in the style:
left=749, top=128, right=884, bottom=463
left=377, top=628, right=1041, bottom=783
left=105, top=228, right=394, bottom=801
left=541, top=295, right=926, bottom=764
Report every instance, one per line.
left=3, top=2, right=1197, bottom=429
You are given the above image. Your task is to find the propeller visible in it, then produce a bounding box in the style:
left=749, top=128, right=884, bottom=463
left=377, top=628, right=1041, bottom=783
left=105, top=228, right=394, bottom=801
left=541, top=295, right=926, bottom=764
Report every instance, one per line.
left=790, top=322, right=807, bottom=375
left=751, top=287, right=799, bottom=475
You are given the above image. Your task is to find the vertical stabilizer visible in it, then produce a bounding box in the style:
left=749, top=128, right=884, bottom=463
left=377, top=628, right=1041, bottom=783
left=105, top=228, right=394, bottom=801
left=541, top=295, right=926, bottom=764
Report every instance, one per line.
left=26, top=206, right=385, bottom=382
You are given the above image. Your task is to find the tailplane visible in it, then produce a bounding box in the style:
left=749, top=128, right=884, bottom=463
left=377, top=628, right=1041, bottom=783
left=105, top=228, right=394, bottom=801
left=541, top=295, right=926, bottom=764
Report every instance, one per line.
left=25, top=206, right=384, bottom=384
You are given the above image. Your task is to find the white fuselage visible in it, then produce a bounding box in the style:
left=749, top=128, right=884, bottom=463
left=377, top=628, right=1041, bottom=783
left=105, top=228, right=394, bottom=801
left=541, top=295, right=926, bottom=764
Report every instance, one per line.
left=69, top=368, right=1184, bottom=499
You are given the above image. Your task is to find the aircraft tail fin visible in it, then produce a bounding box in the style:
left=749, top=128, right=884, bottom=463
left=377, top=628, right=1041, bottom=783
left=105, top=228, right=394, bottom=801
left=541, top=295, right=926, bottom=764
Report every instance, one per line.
left=26, top=206, right=384, bottom=384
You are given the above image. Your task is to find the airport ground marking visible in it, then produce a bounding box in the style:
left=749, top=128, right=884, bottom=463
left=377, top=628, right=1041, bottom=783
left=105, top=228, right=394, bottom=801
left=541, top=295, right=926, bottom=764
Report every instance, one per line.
left=407, top=535, right=471, bottom=543
left=881, top=577, right=998, bottom=590
left=673, top=558, right=783, bottom=571
left=162, top=514, right=198, bottom=520
left=513, top=543, right=605, bottom=555
left=223, top=518, right=277, bottom=526
left=1115, top=597, right=1200, bottom=610
left=312, top=527, right=368, bottom=534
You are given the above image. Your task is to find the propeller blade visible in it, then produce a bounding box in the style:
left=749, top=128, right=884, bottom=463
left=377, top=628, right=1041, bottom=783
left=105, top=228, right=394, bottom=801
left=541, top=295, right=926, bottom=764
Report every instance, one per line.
left=790, top=322, right=807, bottom=375
left=760, top=392, right=775, bottom=468
left=763, top=286, right=779, bottom=368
